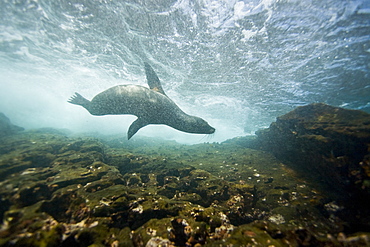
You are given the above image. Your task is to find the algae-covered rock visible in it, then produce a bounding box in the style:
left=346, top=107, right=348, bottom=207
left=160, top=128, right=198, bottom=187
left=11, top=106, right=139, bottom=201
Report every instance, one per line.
left=256, top=103, right=370, bottom=192
left=1, top=126, right=370, bottom=246
left=256, top=103, right=370, bottom=231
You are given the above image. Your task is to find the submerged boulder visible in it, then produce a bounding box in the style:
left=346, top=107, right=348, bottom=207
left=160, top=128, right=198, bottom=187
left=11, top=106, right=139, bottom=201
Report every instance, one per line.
left=256, top=103, right=370, bottom=229
left=0, top=113, right=23, bottom=137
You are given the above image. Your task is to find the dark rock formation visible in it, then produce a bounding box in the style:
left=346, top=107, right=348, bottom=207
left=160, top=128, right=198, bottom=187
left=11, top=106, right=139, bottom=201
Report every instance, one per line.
left=256, top=103, right=370, bottom=231
left=0, top=113, right=23, bottom=137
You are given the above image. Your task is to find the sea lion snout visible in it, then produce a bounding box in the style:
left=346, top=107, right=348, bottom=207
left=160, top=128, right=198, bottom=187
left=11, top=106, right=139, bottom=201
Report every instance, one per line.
left=186, top=117, right=215, bottom=134
left=204, top=126, right=215, bottom=134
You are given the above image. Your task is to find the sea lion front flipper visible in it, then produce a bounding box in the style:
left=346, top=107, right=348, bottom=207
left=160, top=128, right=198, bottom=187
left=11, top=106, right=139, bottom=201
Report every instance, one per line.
left=144, top=62, right=167, bottom=96
left=128, top=118, right=147, bottom=140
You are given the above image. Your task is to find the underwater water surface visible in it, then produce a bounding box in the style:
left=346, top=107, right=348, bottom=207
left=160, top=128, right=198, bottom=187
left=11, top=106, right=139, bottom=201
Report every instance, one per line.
left=1, top=1, right=370, bottom=246
left=0, top=0, right=369, bottom=143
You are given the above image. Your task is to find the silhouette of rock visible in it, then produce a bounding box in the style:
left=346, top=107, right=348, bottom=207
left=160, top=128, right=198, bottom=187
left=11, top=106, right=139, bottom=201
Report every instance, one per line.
left=0, top=113, right=23, bottom=137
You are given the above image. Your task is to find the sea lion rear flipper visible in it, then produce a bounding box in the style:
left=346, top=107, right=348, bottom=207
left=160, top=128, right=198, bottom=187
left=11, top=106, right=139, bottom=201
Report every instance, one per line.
left=144, top=62, right=167, bottom=96
left=68, top=93, right=91, bottom=109
left=128, top=118, right=147, bottom=140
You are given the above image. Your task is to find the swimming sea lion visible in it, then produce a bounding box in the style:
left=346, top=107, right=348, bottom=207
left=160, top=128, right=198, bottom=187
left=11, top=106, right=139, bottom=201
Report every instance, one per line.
left=68, top=63, right=215, bottom=139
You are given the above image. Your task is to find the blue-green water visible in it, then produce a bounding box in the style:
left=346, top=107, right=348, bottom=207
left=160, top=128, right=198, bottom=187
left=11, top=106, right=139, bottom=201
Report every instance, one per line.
left=0, top=0, right=369, bottom=144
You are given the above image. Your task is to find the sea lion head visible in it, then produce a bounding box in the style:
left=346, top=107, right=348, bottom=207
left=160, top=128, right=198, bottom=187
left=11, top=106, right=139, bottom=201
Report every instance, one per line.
left=182, top=116, right=215, bottom=134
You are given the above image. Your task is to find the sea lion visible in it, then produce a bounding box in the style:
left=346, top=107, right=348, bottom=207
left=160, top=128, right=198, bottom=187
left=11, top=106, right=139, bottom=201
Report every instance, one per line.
left=68, top=63, right=215, bottom=139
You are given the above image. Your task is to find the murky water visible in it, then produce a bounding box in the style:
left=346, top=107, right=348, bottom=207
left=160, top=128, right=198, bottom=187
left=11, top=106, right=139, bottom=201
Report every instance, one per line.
left=0, top=0, right=369, bottom=143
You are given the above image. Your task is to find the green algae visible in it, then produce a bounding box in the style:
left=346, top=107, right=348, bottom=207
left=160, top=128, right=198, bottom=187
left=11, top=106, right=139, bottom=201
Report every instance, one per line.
left=0, top=126, right=369, bottom=246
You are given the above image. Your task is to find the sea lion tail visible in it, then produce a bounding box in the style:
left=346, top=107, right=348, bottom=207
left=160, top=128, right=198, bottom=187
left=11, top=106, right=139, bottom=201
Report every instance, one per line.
left=68, top=93, right=91, bottom=109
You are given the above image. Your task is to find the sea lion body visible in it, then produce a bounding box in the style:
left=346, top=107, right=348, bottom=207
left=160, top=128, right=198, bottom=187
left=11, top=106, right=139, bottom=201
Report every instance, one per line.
left=68, top=63, right=215, bottom=139
left=81, top=84, right=196, bottom=127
